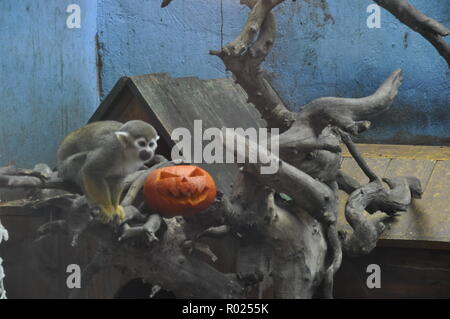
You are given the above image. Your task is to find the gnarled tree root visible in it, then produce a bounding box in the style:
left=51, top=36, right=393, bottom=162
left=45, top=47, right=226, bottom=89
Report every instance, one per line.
left=339, top=176, right=422, bottom=257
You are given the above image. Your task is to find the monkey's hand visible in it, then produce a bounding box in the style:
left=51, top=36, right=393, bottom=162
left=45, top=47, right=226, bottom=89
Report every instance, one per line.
left=96, top=205, right=116, bottom=223
left=115, top=205, right=126, bottom=223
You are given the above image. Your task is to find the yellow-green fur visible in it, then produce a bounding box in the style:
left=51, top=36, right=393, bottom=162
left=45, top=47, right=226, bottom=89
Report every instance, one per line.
left=57, top=120, right=158, bottom=223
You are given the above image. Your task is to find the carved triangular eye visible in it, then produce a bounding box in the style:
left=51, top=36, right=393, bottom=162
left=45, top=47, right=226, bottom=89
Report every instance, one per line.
left=159, top=171, right=180, bottom=179
left=189, top=168, right=205, bottom=177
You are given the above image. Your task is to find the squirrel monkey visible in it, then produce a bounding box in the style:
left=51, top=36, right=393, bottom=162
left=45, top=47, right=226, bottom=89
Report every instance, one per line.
left=57, top=120, right=159, bottom=223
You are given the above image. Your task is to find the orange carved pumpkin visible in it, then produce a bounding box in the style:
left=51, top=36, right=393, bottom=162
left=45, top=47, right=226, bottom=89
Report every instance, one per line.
left=143, top=165, right=217, bottom=217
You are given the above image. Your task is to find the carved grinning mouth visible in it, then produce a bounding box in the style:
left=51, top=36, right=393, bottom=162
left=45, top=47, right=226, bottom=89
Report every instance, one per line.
left=155, top=168, right=211, bottom=206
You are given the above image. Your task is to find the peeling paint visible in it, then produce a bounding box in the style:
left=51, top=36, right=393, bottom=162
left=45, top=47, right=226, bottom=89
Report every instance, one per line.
left=403, top=32, right=409, bottom=49
left=96, top=32, right=105, bottom=99
left=303, top=0, right=335, bottom=25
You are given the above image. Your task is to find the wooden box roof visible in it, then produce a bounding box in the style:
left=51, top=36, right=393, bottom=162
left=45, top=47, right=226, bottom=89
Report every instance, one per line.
left=89, top=73, right=266, bottom=194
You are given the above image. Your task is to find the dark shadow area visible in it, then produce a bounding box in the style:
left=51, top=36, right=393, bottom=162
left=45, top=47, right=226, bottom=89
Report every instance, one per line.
left=114, top=278, right=176, bottom=299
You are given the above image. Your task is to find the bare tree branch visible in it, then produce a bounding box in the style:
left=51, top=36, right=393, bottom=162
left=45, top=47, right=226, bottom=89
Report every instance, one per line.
left=374, top=0, right=450, bottom=67
left=340, top=176, right=422, bottom=256
left=221, top=0, right=285, bottom=56
left=211, top=0, right=294, bottom=131
left=297, top=69, right=404, bottom=136
left=0, top=163, right=79, bottom=193
left=160, top=0, right=173, bottom=8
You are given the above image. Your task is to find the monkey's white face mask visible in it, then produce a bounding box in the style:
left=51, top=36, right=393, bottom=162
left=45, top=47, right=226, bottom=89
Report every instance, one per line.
left=115, top=131, right=159, bottom=165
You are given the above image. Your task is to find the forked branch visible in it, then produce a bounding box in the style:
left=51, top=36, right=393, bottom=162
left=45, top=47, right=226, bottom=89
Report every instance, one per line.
left=210, top=0, right=294, bottom=131
left=340, top=176, right=422, bottom=256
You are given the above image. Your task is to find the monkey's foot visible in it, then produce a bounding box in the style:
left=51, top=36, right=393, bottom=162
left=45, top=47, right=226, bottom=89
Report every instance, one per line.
left=114, top=205, right=126, bottom=224
left=94, top=205, right=126, bottom=224
left=97, top=205, right=116, bottom=224
left=98, top=213, right=114, bottom=224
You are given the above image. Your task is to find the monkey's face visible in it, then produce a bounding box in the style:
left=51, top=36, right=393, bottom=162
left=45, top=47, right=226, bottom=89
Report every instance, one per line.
left=133, top=136, right=159, bottom=163
left=115, top=130, right=159, bottom=165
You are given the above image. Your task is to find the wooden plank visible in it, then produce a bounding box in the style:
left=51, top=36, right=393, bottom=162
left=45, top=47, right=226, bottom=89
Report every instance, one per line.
left=149, top=75, right=242, bottom=193
left=340, top=157, right=392, bottom=184
left=203, top=78, right=266, bottom=128
left=128, top=74, right=184, bottom=148
left=403, top=160, right=450, bottom=243
left=342, top=144, right=450, bottom=161
left=338, top=155, right=450, bottom=247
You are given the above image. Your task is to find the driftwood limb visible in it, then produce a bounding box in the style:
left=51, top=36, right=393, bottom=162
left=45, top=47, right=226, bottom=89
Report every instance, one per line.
left=222, top=129, right=336, bottom=220
left=339, top=176, right=422, bottom=256
left=338, top=129, right=379, bottom=182
left=0, top=163, right=78, bottom=193
left=0, top=193, right=77, bottom=211
left=119, top=214, right=162, bottom=243
left=374, top=0, right=450, bottom=67
left=335, top=133, right=422, bottom=257
left=222, top=128, right=339, bottom=298
left=296, top=69, right=403, bottom=136
left=221, top=0, right=284, bottom=57
left=336, top=156, right=422, bottom=257
left=210, top=0, right=294, bottom=131
left=336, top=171, right=361, bottom=194
left=160, top=0, right=173, bottom=8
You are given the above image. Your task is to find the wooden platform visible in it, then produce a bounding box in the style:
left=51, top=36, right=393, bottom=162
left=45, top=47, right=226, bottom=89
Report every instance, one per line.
left=338, top=144, right=450, bottom=249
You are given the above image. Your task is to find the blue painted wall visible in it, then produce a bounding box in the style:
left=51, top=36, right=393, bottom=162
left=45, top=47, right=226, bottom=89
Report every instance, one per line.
left=0, top=0, right=448, bottom=168
left=97, top=0, right=449, bottom=144
left=0, top=0, right=99, bottom=167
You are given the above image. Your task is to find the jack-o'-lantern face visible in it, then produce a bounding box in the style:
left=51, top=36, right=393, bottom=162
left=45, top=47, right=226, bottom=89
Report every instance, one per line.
left=143, top=165, right=217, bottom=217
